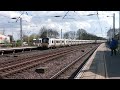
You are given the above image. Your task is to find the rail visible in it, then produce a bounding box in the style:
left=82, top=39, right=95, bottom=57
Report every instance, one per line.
left=50, top=45, right=99, bottom=79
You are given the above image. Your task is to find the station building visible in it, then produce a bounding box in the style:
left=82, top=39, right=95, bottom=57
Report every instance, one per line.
left=0, top=34, right=10, bottom=47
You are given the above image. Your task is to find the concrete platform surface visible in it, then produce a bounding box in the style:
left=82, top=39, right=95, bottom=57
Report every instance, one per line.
left=75, top=43, right=120, bottom=79
left=0, top=46, right=37, bottom=51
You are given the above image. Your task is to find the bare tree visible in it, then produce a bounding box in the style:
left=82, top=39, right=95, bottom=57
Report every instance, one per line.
left=48, top=29, right=59, bottom=38
left=63, top=31, right=76, bottom=39
left=39, top=26, right=48, bottom=38
left=39, top=26, right=59, bottom=38
left=23, top=34, right=28, bottom=42
left=63, top=32, right=69, bottom=39
left=76, top=29, right=87, bottom=40
left=76, top=29, right=105, bottom=40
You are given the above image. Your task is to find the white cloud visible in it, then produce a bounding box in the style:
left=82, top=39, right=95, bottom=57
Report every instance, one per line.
left=0, top=11, right=20, bottom=18
left=0, top=11, right=119, bottom=40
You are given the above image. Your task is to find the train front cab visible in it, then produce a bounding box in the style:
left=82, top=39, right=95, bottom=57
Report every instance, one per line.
left=41, top=37, right=49, bottom=49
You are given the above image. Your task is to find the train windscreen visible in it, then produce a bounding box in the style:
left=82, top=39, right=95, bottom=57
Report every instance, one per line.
left=42, top=38, right=49, bottom=43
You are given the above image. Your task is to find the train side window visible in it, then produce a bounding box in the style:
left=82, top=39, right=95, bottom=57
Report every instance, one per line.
left=52, top=40, right=53, bottom=43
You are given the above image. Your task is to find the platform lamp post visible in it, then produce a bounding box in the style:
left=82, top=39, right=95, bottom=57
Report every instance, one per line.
left=107, top=13, right=115, bottom=38
left=11, top=17, right=23, bottom=46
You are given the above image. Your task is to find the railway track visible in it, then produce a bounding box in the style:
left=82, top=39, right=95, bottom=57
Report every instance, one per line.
left=0, top=45, right=86, bottom=67
left=0, top=44, right=89, bottom=78
left=49, top=45, right=99, bottom=79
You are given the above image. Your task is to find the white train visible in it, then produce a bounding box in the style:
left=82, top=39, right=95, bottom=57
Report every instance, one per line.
left=33, top=38, right=42, bottom=47
left=33, top=37, right=106, bottom=48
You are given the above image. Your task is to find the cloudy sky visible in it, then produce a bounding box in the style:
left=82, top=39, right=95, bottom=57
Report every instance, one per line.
left=0, top=11, right=119, bottom=40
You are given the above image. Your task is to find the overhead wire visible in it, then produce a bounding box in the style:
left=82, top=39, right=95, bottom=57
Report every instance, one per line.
left=19, top=11, right=39, bottom=32
left=62, top=11, right=69, bottom=19
left=15, top=11, right=25, bottom=22
left=73, top=11, right=84, bottom=19
left=59, top=11, right=105, bottom=39
left=74, top=11, right=103, bottom=38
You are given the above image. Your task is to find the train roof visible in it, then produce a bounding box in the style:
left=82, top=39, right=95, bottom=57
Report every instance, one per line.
left=38, top=38, right=42, bottom=40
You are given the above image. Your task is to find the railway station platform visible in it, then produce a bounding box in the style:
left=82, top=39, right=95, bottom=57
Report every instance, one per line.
left=0, top=46, right=37, bottom=55
left=75, top=43, right=120, bottom=79
left=0, top=46, right=37, bottom=51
